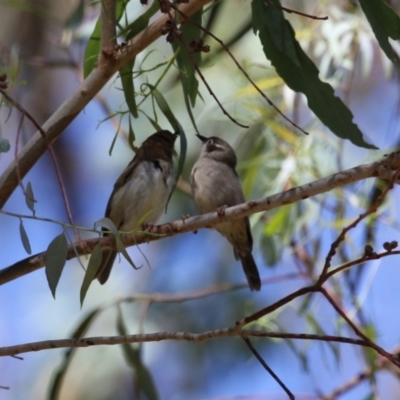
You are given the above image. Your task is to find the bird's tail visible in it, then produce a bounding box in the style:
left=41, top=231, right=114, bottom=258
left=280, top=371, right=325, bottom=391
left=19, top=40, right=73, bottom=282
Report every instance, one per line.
left=239, top=253, right=261, bottom=291
left=95, top=250, right=117, bottom=285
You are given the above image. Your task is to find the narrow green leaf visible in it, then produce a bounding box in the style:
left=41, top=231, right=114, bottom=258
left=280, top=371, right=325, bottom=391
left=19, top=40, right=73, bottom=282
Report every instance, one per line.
left=176, top=123, right=187, bottom=183
left=119, top=0, right=160, bottom=39
left=95, top=217, right=139, bottom=270
left=45, top=233, right=69, bottom=298
left=83, top=18, right=100, bottom=78
left=139, top=110, right=162, bottom=131
left=171, top=9, right=202, bottom=107
left=171, top=10, right=203, bottom=135
left=83, top=0, right=129, bottom=78
left=251, top=0, right=377, bottom=149
left=361, top=324, right=378, bottom=381
left=117, top=308, right=159, bottom=400
left=25, top=181, right=35, bottom=213
left=120, top=61, right=139, bottom=118
left=0, top=138, right=10, bottom=152
left=119, top=0, right=160, bottom=118
left=19, top=220, right=31, bottom=254
left=144, top=84, right=179, bottom=131
left=48, top=308, right=102, bottom=400
left=359, top=0, right=400, bottom=62
left=80, top=243, right=103, bottom=306
left=128, top=117, right=138, bottom=152
left=260, top=234, right=279, bottom=266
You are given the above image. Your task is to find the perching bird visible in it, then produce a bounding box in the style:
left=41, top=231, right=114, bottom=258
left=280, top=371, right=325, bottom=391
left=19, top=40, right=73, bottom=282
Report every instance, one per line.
left=95, top=130, right=178, bottom=284
left=190, top=134, right=261, bottom=291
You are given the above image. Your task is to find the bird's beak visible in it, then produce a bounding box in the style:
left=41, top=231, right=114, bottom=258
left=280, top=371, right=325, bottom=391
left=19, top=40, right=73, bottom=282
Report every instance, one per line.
left=196, top=134, right=208, bottom=143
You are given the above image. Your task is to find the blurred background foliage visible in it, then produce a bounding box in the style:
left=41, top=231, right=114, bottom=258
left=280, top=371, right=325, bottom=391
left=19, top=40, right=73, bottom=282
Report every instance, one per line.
left=1, top=0, right=400, bottom=399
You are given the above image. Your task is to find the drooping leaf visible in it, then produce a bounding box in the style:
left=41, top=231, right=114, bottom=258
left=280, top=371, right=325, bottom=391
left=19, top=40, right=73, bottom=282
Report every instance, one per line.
left=171, top=10, right=202, bottom=134
left=19, top=220, right=31, bottom=255
left=140, top=109, right=162, bottom=131
left=83, top=17, right=100, bottom=78
left=144, top=84, right=180, bottom=131
left=0, top=138, right=10, bottom=152
left=362, top=324, right=378, bottom=380
left=45, top=233, right=69, bottom=298
left=176, top=123, right=187, bottom=184
left=172, top=9, right=202, bottom=108
left=48, top=308, right=102, bottom=400
left=117, top=308, right=159, bottom=400
left=119, top=0, right=160, bottom=118
left=128, top=117, right=138, bottom=152
left=95, top=217, right=139, bottom=270
left=120, top=61, right=139, bottom=118
left=251, top=0, right=377, bottom=150
left=80, top=243, right=103, bottom=306
left=359, top=0, right=400, bottom=62
left=25, top=181, right=35, bottom=214
left=260, top=233, right=279, bottom=266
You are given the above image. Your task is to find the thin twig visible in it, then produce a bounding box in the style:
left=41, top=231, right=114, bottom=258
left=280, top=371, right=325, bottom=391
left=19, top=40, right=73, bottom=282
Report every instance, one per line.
left=264, top=0, right=328, bottom=20
left=0, top=88, right=80, bottom=241
left=242, top=337, right=294, bottom=399
left=320, top=287, right=399, bottom=366
left=321, top=344, right=400, bottom=400
left=320, top=167, right=400, bottom=277
left=325, top=250, right=400, bottom=280
left=169, top=17, right=248, bottom=128
left=171, top=4, right=308, bottom=135
left=0, top=329, right=383, bottom=358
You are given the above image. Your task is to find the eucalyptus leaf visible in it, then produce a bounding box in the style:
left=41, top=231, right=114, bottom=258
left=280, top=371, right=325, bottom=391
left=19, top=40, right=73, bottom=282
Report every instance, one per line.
left=19, top=220, right=31, bottom=255
left=143, top=84, right=180, bottom=131
left=119, top=0, right=160, bottom=118
left=251, top=0, right=377, bottom=150
left=171, top=9, right=202, bottom=107
left=80, top=243, right=103, bottom=306
left=25, top=181, right=35, bottom=214
left=48, top=308, right=102, bottom=400
left=117, top=308, right=159, bottom=400
left=95, top=217, right=139, bottom=270
left=260, top=233, right=280, bottom=266
left=45, top=233, right=69, bottom=298
left=0, top=138, right=10, bottom=152
left=359, top=0, right=400, bottom=62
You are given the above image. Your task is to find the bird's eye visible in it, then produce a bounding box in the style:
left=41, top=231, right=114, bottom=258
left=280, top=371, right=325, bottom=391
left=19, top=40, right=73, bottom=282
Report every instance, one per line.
left=207, top=139, right=214, bottom=145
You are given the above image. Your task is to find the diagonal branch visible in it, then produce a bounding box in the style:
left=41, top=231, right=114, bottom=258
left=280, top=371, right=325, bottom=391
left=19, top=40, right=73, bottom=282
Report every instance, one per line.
left=100, top=0, right=117, bottom=56
left=0, top=151, right=399, bottom=285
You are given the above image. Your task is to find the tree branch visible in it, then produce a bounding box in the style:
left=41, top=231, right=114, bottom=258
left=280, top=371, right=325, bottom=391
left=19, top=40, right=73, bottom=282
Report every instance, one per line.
left=0, top=329, right=378, bottom=358
left=100, top=0, right=117, bottom=57
left=1, top=151, right=399, bottom=285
